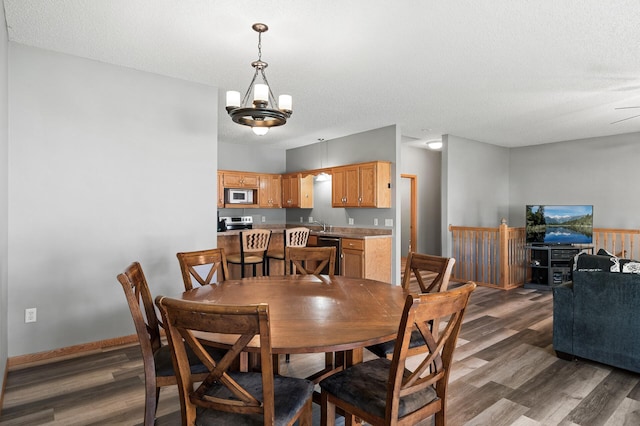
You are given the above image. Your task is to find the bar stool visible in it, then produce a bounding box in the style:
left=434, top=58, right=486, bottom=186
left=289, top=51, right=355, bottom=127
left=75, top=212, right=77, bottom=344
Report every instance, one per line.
left=226, top=229, right=272, bottom=278
left=265, top=227, right=310, bottom=275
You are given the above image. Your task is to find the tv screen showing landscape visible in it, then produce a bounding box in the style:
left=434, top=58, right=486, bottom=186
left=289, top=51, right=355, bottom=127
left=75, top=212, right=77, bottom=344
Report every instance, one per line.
left=525, top=205, right=593, bottom=245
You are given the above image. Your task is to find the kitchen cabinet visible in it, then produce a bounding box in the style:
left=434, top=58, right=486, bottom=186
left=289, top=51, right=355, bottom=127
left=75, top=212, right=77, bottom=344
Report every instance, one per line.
left=221, top=171, right=259, bottom=188
left=331, top=161, right=391, bottom=208
left=217, top=171, right=224, bottom=208
left=282, top=173, right=314, bottom=208
left=331, top=166, right=360, bottom=207
left=342, top=237, right=392, bottom=282
left=258, top=174, right=282, bottom=208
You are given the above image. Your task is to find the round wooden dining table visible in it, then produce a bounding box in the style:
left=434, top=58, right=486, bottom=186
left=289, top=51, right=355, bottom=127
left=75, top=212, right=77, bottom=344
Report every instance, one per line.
left=176, top=274, right=409, bottom=368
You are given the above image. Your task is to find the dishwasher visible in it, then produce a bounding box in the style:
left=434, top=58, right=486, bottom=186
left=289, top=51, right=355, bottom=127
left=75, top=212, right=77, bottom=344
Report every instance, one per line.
left=317, top=236, right=342, bottom=275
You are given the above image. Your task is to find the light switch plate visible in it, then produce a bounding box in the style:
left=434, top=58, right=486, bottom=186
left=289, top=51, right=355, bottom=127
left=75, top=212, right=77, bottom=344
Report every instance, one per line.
left=348, top=218, right=354, bottom=225
left=385, top=219, right=393, bottom=227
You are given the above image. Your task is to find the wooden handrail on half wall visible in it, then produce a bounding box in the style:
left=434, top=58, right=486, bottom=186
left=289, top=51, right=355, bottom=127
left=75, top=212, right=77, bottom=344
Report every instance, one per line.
left=449, top=222, right=525, bottom=290
left=591, top=228, right=640, bottom=259
left=449, top=224, right=640, bottom=290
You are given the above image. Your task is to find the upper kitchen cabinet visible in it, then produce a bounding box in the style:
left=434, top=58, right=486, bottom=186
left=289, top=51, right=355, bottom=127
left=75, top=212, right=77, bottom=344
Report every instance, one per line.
left=221, top=171, right=259, bottom=188
left=332, top=161, right=392, bottom=208
left=282, top=173, right=314, bottom=208
left=217, top=171, right=224, bottom=208
left=258, top=174, right=282, bottom=208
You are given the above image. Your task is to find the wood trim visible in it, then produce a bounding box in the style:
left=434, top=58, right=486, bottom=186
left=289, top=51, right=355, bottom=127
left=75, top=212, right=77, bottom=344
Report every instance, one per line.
left=6, top=334, right=139, bottom=370
left=401, top=174, right=418, bottom=253
left=0, top=359, right=8, bottom=415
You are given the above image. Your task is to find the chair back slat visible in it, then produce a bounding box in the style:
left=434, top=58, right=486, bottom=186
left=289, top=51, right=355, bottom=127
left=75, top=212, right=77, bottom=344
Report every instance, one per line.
left=387, top=282, right=476, bottom=422
left=241, top=229, right=272, bottom=253
left=286, top=246, right=336, bottom=275
left=156, top=297, right=275, bottom=423
left=402, top=252, right=456, bottom=293
left=177, top=248, right=229, bottom=291
left=286, top=227, right=311, bottom=247
left=117, top=262, right=162, bottom=353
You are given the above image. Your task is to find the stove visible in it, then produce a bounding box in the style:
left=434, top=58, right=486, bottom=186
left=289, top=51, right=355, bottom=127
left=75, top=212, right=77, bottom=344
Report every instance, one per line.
left=219, top=216, right=253, bottom=231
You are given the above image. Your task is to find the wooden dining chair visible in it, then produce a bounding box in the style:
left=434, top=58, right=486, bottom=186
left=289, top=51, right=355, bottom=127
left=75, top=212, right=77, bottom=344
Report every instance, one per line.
left=265, top=227, right=310, bottom=275
left=402, top=252, right=456, bottom=294
left=320, top=282, right=476, bottom=426
left=117, top=262, right=225, bottom=426
left=366, top=252, right=456, bottom=359
left=176, top=248, right=229, bottom=291
left=226, top=229, right=272, bottom=278
left=285, top=246, right=336, bottom=275
left=155, top=296, right=314, bottom=426
left=283, top=246, right=336, bottom=364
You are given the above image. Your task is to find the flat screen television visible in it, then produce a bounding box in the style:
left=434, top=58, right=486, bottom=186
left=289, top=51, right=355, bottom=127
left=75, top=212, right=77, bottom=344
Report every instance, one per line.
left=525, top=205, right=593, bottom=245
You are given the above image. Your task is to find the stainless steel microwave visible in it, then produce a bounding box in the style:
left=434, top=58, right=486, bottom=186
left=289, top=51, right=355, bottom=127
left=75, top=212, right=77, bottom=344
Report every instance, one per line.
left=225, top=188, right=255, bottom=204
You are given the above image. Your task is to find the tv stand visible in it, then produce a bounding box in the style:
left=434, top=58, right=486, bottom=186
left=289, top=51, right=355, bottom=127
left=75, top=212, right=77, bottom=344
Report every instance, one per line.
left=525, top=244, right=593, bottom=290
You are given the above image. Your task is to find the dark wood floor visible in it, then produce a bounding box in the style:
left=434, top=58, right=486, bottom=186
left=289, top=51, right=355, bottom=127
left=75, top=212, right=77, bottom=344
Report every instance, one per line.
left=2, top=285, right=640, bottom=425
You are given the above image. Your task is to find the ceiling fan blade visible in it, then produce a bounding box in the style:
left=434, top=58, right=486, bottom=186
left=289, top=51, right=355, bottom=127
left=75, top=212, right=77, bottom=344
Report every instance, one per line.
left=610, top=114, right=640, bottom=124
left=614, top=106, right=640, bottom=110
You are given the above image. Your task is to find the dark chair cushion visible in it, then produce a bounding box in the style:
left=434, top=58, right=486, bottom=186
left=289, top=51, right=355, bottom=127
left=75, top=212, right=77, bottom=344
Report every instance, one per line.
left=154, top=344, right=226, bottom=377
left=195, top=372, right=314, bottom=425
left=366, top=329, right=426, bottom=358
left=319, top=357, right=437, bottom=419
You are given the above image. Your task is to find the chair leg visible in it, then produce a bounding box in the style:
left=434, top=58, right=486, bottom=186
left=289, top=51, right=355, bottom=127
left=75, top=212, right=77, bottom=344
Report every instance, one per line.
left=321, top=391, right=336, bottom=426
left=142, top=383, right=158, bottom=426
left=262, top=260, right=267, bottom=276
left=299, top=398, right=313, bottom=426
left=240, top=260, right=246, bottom=278
left=252, top=264, right=257, bottom=277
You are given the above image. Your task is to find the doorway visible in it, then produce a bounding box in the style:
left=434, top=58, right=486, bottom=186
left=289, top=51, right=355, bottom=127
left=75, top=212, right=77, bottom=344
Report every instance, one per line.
left=400, top=174, right=417, bottom=257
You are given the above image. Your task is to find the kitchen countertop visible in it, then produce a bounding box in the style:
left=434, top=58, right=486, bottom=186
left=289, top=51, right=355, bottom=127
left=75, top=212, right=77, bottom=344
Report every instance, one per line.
left=217, top=225, right=392, bottom=239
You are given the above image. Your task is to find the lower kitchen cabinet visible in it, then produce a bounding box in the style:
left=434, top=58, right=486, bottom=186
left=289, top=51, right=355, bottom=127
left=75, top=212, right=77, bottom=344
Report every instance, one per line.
left=342, top=237, right=391, bottom=283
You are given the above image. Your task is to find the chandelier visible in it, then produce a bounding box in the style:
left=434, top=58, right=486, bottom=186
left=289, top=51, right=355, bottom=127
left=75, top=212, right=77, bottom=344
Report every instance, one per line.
left=225, top=23, right=292, bottom=136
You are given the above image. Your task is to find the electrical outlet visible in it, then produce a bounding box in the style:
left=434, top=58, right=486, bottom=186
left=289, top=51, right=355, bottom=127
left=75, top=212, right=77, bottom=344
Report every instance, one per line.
left=374, top=218, right=379, bottom=226
left=348, top=218, right=354, bottom=225
left=385, top=219, right=393, bottom=227
left=300, top=217, right=303, bottom=223
left=261, top=216, right=266, bottom=223
left=25, top=308, right=37, bottom=323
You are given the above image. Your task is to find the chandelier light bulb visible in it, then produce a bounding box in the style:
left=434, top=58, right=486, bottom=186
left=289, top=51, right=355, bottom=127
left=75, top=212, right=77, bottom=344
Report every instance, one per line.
left=254, top=84, right=269, bottom=103
left=226, top=91, right=241, bottom=108
left=252, top=127, right=269, bottom=136
left=279, top=94, right=292, bottom=111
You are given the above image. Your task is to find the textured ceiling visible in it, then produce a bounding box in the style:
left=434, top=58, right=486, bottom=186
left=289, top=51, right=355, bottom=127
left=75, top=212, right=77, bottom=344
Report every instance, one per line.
left=4, top=0, right=640, bottom=149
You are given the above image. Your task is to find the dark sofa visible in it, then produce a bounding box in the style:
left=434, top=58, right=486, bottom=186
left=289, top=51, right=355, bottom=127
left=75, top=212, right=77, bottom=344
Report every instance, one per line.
left=553, top=252, right=640, bottom=373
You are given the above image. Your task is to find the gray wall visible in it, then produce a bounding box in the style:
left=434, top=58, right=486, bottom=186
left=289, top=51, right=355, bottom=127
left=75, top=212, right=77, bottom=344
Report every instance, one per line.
left=508, top=132, right=640, bottom=228
left=1, top=4, right=9, bottom=390
left=7, top=44, right=218, bottom=357
left=442, top=134, right=510, bottom=256
left=400, top=145, right=441, bottom=256
left=442, top=132, right=640, bottom=257
left=285, top=126, right=402, bottom=283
